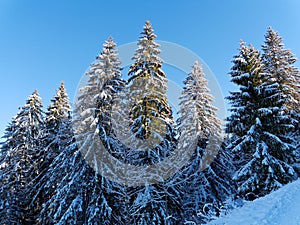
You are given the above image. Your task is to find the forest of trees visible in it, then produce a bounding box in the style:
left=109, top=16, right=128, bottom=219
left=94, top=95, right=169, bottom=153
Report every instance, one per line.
left=0, top=21, right=299, bottom=225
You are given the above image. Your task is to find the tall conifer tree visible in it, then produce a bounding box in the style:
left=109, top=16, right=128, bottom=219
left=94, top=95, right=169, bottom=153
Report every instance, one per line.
left=37, top=38, right=126, bottom=224
left=126, top=21, right=176, bottom=164
left=226, top=42, right=297, bottom=199
left=30, top=82, right=72, bottom=222
left=118, top=21, right=179, bottom=224
left=0, top=91, right=44, bottom=224
left=177, top=61, right=234, bottom=223
left=262, top=27, right=300, bottom=174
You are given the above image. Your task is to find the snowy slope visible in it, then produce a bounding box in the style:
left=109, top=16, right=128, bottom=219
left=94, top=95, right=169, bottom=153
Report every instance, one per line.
left=207, top=179, right=300, bottom=225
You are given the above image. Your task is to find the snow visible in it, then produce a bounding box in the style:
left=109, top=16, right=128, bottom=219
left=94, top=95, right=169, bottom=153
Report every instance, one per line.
left=207, top=179, right=300, bottom=225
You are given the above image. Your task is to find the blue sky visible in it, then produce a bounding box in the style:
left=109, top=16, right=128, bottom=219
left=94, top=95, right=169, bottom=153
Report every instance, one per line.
left=1, top=0, right=300, bottom=136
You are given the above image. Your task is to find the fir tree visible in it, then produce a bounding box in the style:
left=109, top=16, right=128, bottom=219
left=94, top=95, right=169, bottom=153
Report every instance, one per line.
left=38, top=81, right=72, bottom=173
left=116, top=21, right=179, bottom=224
left=262, top=27, right=300, bottom=117
left=0, top=90, right=44, bottom=224
left=29, top=82, right=72, bottom=222
left=262, top=27, right=300, bottom=174
left=124, top=20, right=176, bottom=165
left=176, top=61, right=234, bottom=223
left=37, top=37, right=126, bottom=224
left=226, top=41, right=297, bottom=199
left=178, top=61, right=221, bottom=140
left=45, top=81, right=71, bottom=133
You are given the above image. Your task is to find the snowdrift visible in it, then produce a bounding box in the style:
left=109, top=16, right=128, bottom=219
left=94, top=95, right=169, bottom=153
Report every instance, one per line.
left=207, top=179, right=300, bottom=225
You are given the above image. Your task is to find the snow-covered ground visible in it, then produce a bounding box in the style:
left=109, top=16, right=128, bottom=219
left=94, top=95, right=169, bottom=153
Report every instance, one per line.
left=207, top=179, right=300, bottom=225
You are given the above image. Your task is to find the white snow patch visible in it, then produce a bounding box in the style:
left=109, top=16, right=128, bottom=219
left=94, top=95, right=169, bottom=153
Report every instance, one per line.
left=207, top=179, right=300, bottom=225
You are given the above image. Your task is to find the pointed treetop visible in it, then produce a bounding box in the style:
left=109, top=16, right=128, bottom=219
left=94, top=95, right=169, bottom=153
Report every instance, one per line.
left=230, top=42, right=263, bottom=87
left=26, top=89, right=42, bottom=106
left=193, top=60, right=200, bottom=68
left=239, top=40, right=248, bottom=52
left=142, top=20, right=157, bottom=41
left=130, top=21, right=161, bottom=66
left=182, top=61, right=208, bottom=99
left=46, top=82, right=70, bottom=126
left=60, top=80, right=66, bottom=91
left=88, top=36, right=122, bottom=82
left=100, top=37, right=119, bottom=60
left=58, top=81, right=69, bottom=98
left=57, top=81, right=66, bottom=94
left=55, top=81, right=68, bottom=98
left=239, top=40, right=250, bottom=54
left=184, top=61, right=205, bottom=87
left=267, top=26, right=277, bottom=36
left=267, top=26, right=274, bottom=32
left=190, top=61, right=210, bottom=92
left=237, top=40, right=258, bottom=59
left=194, top=61, right=208, bottom=85
left=263, top=27, right=284, bottom=49
left=191, top=60, right=203, bottom=76
left=103, top=36, right=117, bottom=49
left=28, top=89, right=40, bottom=101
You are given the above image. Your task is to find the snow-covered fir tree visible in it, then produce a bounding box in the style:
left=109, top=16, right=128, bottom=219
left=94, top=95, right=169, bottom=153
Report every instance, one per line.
left=262, top=27, right=300, bottom=118
left=226, top=41, right=297, bottom=200
left=28, top=82, right=73, bottom=222
left=177, top=61, right=221, bottom=139
left=124, top=20, right=176, bottom=165
left=39, top=81, right=72, bottom=172
left=114, top=21, right=180, bottom=224
left=175, top=61, right=235, bottom=224
left=0, top=122, right=22, bottom=224
left=44, top=81, right=71, bottom=136
left=36, top=37, right=126, bottom=224
left=0, top=90, right=44, bottom=224
left=261, top=27, right=300, bottom=174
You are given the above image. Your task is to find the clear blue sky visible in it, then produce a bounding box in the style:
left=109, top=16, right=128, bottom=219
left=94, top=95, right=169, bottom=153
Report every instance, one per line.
left=1, top=0, right=299, bottom=137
